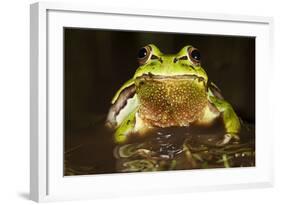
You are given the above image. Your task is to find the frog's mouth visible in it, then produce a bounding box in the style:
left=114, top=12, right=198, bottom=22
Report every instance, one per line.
left=136, top=73, right=207, bottom=86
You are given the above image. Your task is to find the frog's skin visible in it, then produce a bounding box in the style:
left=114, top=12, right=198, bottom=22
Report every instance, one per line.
left=106, top=44, right=241, bottom=145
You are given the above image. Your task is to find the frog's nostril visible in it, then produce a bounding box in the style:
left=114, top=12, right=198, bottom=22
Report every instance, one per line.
left=173, top=58, right=178, bottom=63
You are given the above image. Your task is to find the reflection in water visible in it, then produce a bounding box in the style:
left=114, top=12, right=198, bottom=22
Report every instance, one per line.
left=64, top=118, right=255, bottom=176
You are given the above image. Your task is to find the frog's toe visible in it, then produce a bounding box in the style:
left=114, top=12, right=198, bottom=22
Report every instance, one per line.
left=216, top=133, right=240, bottom=146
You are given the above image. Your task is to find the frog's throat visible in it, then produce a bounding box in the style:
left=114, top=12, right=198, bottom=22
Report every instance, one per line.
left=135, top=74, right=208, bottom=127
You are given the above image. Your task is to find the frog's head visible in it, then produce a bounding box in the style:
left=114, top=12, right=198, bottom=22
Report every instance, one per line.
left=108, top=44, right=210, bottom=128
left=133, top=44, right=208, bottom=82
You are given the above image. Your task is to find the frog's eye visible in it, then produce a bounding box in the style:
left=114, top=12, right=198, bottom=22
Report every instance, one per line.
left=188, top=47, right=201, bottom=65
left=137, top=46, right=152, bottom=65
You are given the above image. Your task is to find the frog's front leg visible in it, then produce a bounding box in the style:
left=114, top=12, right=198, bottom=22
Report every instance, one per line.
left=115, top=109, right=149, bottom=143
left=208, top=95, right=241, bottom=146
left=114, top=108, right=138, bottom=143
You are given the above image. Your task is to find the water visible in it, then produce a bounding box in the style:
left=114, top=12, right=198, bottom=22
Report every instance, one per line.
left=64, top=117, right=255, bottom=175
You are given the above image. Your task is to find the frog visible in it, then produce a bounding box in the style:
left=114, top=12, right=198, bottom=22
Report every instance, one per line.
left=106, top=44, right=241, bottom=146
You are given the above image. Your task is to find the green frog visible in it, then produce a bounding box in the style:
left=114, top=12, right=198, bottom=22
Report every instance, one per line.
left=106, top=44, right=241, bottom=145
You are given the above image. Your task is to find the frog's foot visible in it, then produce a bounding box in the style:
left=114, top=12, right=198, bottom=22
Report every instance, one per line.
left=216, top=133, right=240, bottom=146
left=115, top=133, right=128, bottom=144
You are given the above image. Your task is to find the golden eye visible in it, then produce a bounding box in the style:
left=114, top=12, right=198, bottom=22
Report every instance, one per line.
left=188, top=47, right=201, bottom=65
left=137, top=46, right=152, bottom=65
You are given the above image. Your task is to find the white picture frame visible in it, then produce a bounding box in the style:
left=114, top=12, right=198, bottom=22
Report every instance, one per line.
left=30, top=1, right=274, bottom=202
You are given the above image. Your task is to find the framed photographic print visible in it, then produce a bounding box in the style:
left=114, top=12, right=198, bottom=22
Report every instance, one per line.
left=30, top=2, right=274, bottom=202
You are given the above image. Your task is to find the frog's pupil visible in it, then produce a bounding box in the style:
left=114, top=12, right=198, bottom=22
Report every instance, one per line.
left=138, top=48, right=147, bottom=59
left=191, top=49, right=201, bottom=61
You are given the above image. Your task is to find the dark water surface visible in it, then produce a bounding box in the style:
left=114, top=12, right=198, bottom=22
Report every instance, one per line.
left=64, top=118, right=255, bottom=175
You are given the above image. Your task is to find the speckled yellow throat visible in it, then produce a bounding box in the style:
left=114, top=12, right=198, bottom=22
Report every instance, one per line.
left=135, top=73, right=208, bottom=127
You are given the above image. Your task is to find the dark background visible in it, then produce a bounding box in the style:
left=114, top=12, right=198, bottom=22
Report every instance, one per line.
left=64, top=28, right=255, bottom=137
